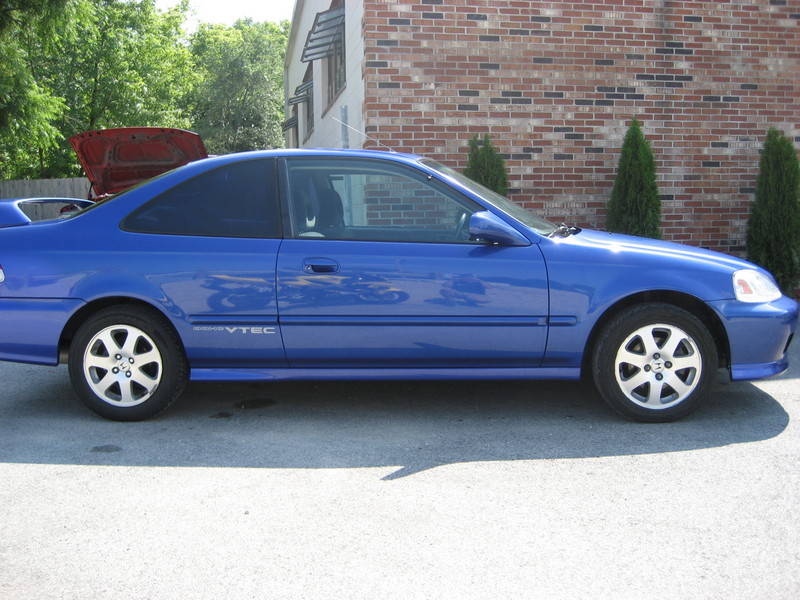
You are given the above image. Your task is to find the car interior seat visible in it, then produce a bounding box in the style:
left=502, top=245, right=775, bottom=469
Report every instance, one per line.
left=315, top=188, right=344, bottom=234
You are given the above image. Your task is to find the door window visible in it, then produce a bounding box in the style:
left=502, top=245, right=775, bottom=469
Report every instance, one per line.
left=285, top=158, right=481, bottom=243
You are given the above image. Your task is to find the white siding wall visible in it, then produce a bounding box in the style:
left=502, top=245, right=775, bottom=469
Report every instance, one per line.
left=285, top=0, right=365, bottom=149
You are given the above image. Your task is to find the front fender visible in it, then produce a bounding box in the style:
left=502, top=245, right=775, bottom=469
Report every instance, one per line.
left=539, top=233, right=740, bottom=367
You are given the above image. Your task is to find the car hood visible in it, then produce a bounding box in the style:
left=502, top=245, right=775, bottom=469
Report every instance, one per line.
left=69, top=127, right=208, bottom=198
left=558, top=228, right=756, bottom=272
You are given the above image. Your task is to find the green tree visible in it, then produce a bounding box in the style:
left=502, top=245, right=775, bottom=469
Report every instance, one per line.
left=463, top=134, right=508, bottom=196
left=188, top=19, right=289, bottom=154
left=2, top=0, right=195, bottom=179
left=606, top=117, right=661, bottom=239
left=33, top=0, right=196, bottom=178
left=0, top=0, right=78, bottom=178
left=746, top=128, right=800, bottom=294
left=1, top=1, right=291, bottom=178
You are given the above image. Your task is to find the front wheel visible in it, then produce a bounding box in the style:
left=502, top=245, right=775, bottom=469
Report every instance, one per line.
left=68, top=306, right=187, bottom=421
left=592, top=304, right=718, bottom=422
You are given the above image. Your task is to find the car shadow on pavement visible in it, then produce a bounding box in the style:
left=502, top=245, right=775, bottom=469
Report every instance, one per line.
left=0, top=361, right=791, bottom=479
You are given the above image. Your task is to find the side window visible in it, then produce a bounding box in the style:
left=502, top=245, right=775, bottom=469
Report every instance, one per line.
left=285, top=158, right=480, bottom=243
left=123, top=159, right=280, bottom=238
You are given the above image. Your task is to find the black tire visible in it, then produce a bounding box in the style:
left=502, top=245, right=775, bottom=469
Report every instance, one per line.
left=68, top=306, right=187, bottom=421
left=592, top=303, right=718, bottom=423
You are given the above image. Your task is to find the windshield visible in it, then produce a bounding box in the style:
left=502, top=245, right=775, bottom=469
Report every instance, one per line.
left=419, top=159, right=558, bottom=235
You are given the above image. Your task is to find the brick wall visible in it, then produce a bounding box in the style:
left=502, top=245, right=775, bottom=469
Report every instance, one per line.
left=361, top=0, right=800, bottom=255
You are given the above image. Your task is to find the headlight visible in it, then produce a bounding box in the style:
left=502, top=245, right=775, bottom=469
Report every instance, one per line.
left=733, top=269, right=782, bottom=303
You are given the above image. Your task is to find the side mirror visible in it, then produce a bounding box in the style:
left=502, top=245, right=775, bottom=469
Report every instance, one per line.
left=469, top=211, right=531, bottom=247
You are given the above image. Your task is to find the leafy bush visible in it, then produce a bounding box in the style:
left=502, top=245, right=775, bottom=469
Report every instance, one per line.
left=464, top=134, right=508, bottom=196
left=746, top=128, right=800, bottom=294
left=606, top=117, right=661, bottom=239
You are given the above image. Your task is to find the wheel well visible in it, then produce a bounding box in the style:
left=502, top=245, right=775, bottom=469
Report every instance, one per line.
left=582, top=291, right=730, bottom=375
left=58, top=298, right=184, bottom=364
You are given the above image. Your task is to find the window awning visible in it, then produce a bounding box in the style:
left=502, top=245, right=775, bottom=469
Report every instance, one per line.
left=301, top=5, right=345, bottom=63
left=288, top=80, right=313, bottom=105
left=282, top=116, right=298, bottom=132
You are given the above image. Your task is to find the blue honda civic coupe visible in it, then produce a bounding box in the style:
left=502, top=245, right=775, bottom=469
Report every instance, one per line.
left=0, top=149, right=796, bottom=421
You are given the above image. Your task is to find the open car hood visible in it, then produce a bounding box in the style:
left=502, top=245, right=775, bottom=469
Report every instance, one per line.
left=69, top=127, right=208, bottom=198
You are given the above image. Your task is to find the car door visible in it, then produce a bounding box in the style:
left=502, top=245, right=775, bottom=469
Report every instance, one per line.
left=276, top=156, right=549, bottom=368
left=120, top=157, right=286, bottom=368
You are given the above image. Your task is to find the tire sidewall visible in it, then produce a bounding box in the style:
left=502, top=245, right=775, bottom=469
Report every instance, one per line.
left=68, top=306, right=187, bottom=421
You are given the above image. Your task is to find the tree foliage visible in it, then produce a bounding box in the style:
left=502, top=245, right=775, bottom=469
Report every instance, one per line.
left=25, top=0, right=196, bottom=178
left=464, top=134, right=508, bottom=196
left=1, top=0, right=289, bottom=179
left=0, top=0, right=77, bottom=178
left=189, top=19, right=289, bottom=155
left=606, top=117, right=661, bottom=239
left=746, top=128, right=800, bottom=294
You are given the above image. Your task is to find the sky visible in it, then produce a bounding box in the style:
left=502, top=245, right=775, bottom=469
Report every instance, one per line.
left=156, top=0, right=295, bottom=28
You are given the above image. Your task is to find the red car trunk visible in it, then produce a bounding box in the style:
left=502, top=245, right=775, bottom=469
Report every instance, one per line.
left=69, top=127, right=208, bottom=199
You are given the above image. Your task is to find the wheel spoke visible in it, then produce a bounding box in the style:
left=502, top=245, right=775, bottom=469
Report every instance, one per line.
left=134, top=347, right=160, bottom=366
left=618, top=348, right=647, bottom=369
left=671, top=354, right=702, bottom=372
left=117, top=379, right=144, bottom=404
left=645, top=380, right=666, bottom=405
left=84, top=353, right=113, bottom=371
left=639, top=329, right=662, bottom=358
left=660, top=330, right=687, bottom=360
left=130, top=367, right=158, bottom=389
left=619, top=369, right=650, bottom=393
left=89, top=369, right=114, bottom=395
left=120, top=331, right=144, bottom=357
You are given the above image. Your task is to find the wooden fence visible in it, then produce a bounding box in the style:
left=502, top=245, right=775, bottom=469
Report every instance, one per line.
left=0, top=178, right=90, bottom=200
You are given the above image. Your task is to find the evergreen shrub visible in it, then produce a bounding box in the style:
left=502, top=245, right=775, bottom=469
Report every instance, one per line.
left=606, top=117, right=661, bottom=239
left=464, top=134, right=508, bottom=197
left=746, top=128, right=800, bottom=294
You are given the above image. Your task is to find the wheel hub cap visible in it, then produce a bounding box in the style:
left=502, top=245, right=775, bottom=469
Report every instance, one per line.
left=614, top=323, right=703, bottom=410
left=83, top=325, right=162, bottom=407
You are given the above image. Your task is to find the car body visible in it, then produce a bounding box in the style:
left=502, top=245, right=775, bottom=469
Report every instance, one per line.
left=0, top=149, right=796, bottom=421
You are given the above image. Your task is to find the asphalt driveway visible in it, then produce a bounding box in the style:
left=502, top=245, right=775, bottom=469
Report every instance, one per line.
left=1, top=342, right=798, bottom=598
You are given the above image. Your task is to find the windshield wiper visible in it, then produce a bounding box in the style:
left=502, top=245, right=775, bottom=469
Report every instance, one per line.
left=549, top=223, right=582, bottom=238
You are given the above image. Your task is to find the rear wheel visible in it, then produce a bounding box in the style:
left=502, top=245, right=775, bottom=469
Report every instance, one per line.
left=68, top=306, right=187, bottom=421
left=592, top=303, right=718, bottom=422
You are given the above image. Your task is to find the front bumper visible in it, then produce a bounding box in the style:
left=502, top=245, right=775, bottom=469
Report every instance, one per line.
left=709, top=295, right=798, bottom=382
